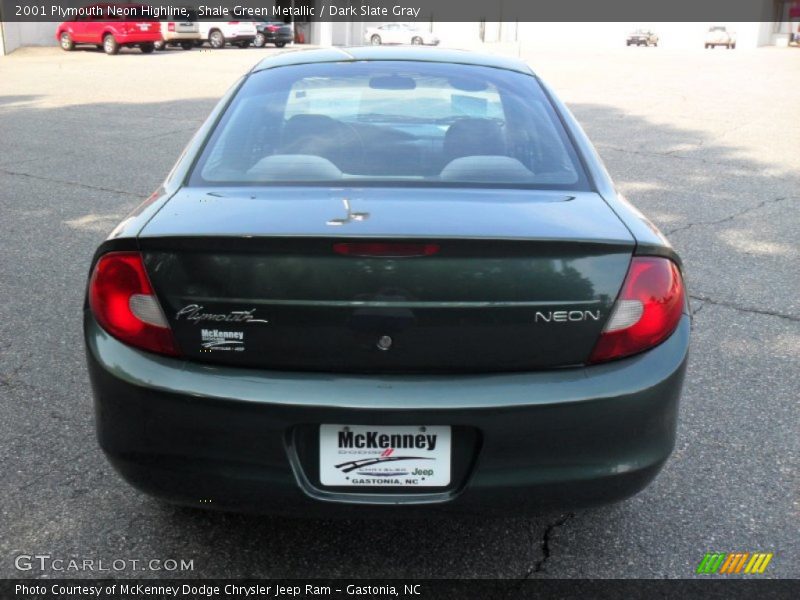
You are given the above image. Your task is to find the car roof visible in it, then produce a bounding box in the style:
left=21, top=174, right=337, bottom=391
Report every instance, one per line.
left=251, top=46, right=535, bottom=76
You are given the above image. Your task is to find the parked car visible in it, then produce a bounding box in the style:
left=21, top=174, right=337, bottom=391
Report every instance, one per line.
left=154, top=10, right=200, bottom=51
left=626, top=29, right=659, bottom=46
left=197, top=21, right=257, bottom=49
left=56, top=3, right=161, bottom=55
left=705, top=26, right=736, bottom=49
left=84, top=48, right=689, bottom=515
left=365, top=23, right=440, bottom=46
left=254, top=21, right=293, bottom=48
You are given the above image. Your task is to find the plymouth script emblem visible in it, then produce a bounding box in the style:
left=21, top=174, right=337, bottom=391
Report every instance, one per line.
left=176, top=304, right=269, bottom=325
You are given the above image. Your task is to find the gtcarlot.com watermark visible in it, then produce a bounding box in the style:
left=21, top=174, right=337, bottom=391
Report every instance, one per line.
left=14, top=553, right=194, bottom=572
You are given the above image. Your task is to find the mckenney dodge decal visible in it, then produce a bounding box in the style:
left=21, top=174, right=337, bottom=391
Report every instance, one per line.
left=319, top=425, right=451, bottom=487
left=200, top=329, right=244, bottom=352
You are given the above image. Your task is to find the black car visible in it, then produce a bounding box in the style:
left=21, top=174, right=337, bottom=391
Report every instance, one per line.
left=254, top=21, right=293, bottom=48
left=84, top=48, right=689, bottom=515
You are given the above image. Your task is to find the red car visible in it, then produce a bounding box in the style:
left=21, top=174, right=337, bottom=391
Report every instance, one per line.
left=56, top=3, right=162, bottom=55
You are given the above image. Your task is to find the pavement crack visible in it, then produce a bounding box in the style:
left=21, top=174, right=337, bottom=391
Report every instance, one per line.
left=599, top=143, right=742, bottom=169
left=665, top=196, right=794, bottom=236
left=692, top=301, right=705, bottom=317
left=0, top=167, right=144, bottom=198
left=136, top=126, right=202, bottom=142
left=690, top=301, right=705, bottom=329
left=523, top=513, right=574, bottom=579
left=0, top=360, right=30, bottom=390
left=690, top=293, right=800, bottom=322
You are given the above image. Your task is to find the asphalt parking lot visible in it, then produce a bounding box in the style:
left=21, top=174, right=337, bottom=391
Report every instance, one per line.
left=0, top=43, right=798, bottom=579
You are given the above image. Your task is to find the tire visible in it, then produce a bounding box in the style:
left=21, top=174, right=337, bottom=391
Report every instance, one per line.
left=371, top=35, right=381, bottom=45
left=140, top=43, right=155, bottom=54
left=626, top=41, right=631, bottom=46
left=103, top=34, right=119, bottom=55
left=59, top=32, right=74, bottom=51
left=254, top=32, right=266, bottom=48
left=154, top=40, right=165, bottom=51
left=411, top=36, right=423, bottom=45
left=275, top=42, right=286, bottom=48
left=209, top=30, right=225, bottom=49
left=181, top=42, right=193, bottom=51
left=730, top=43, right=736, bottom=49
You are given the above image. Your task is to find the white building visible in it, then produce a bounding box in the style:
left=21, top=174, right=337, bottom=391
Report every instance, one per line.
left=2, top=0, right=798, bottom=55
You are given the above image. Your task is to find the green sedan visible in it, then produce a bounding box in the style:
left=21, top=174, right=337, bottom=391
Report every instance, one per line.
left=83, top=47, right=689, bottom=515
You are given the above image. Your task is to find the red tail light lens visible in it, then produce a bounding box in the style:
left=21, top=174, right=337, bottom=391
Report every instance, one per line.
left=589, top=256, right=685, bottom=364
left=333, top=242, right=440, bottom=258
left=228, top=21, right=240, bottom=25
left=167, top=22, right=176, bottom=32
left=266, top=25, right=279, bottom=31
left=89, top=252, right=179, bottom=357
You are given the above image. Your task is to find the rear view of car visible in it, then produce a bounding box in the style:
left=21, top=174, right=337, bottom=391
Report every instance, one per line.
left=56, top=3, right=162, bottom=55
left=198, top=21, right=257, bottom=48
left=255, top=21, right=293, bottom=48
left=154, top=9, right=200, bottom=51
left=365, top=23, right=439, bottom=45
left=626, top=29, right=658, bottom=46
left=705, top=26, right=736, bottom=49
left=84, top=48, right=689, bottom=515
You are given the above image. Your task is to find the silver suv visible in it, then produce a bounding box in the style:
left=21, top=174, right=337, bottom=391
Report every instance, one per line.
left=154, top=10, right=200, bottom=51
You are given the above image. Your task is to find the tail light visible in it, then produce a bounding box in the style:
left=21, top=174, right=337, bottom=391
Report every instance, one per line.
left=589, top=256, right=685, bottom=364
left=88, top=252, right=179, bottom=357
left=228, top=21, right=239, bottom=25
left=167, top=22, right=176, bottom=32
left=266, top=25, right=279, bottom=32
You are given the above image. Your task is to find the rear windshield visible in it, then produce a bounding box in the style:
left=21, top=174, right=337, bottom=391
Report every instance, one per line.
left=190, top=61, right=590, bottom=190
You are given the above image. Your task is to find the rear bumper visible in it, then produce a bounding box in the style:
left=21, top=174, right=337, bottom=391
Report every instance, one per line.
left=224, top=34, right=256, bottom=43
left=264, top=32, right=293, bottom=44
left=115, top=32, right=162, bottom=45
left=162, top=32, right=201, bottom=42
left=85, top=315, right=689, bottom=515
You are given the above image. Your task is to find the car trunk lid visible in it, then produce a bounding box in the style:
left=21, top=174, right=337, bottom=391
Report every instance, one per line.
left=138, top=187, right=634, bottom=372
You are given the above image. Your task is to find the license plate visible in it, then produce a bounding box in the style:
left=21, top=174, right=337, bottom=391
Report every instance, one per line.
left=319, top=425, right=451, bottom=487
